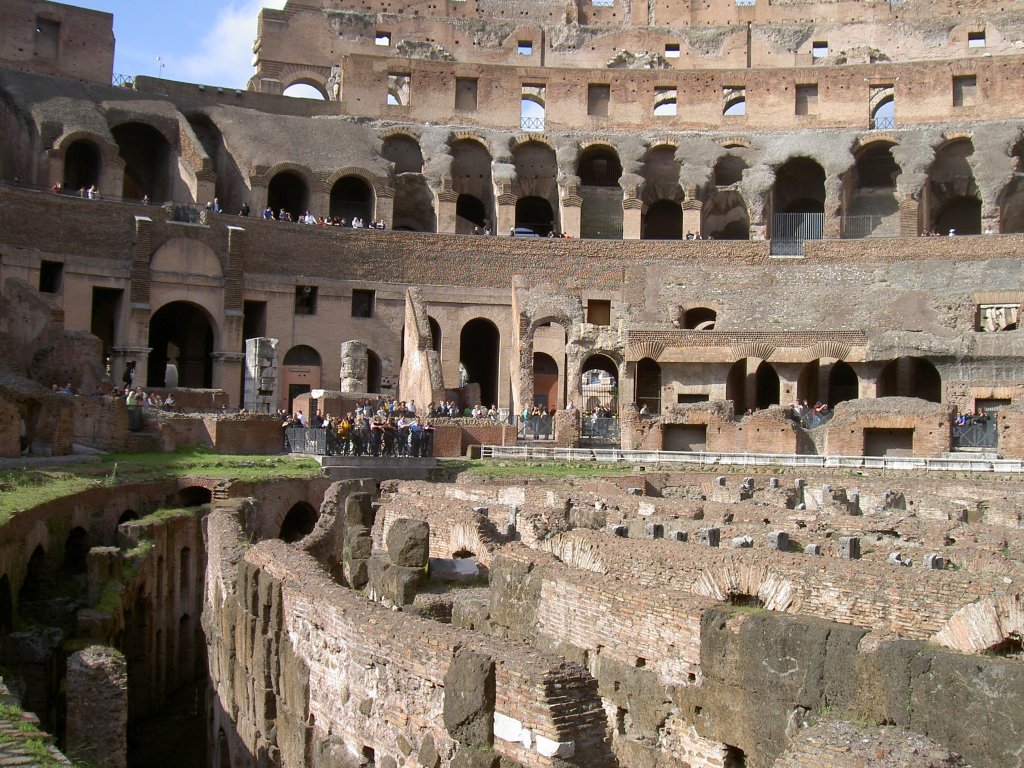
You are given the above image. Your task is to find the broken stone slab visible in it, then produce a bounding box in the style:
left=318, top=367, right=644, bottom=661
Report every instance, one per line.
left=838, top=536, right=861, bottom=559
left=644, top=523, right=664, bottom=539
left=443, top=647, right=496, bottom=748
left=344, top=492, right=375, bottom=527
left=731, top=535, right=754, bottom=548
left=611, top=525, right=628, bottom=538
left=383, top=564, right=422, bottom=606
left=387, top=518, right=430, bottom=568
left=887, top=551, right=912, bottom=567
left=768, top=531, right=789, bottom=551
left=804, top=543, right=822, bottom=555
left=924, top=553, right=946, bottom=570
left=698, top=527, right=721, bottom=547
left=672, top=530, right=689, bottom=542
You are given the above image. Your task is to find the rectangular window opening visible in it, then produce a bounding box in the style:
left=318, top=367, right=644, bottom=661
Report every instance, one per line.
left=295, top=285, right=318, bottom=316
left=352, top=289, right=375, bottom=318
left=455, top=77, right=478, bottom=111
left=375, top=32, right=391, bottom=46
left=35, top=18, right=60, bottom=59
left=665, top=43, right=680, bottom=59
left=587, top=299, right=611, bottom=325
left=39, top=261, right=63, bottom=294
left=968, top=31, right=986, bottom=48
left=517, top=40, right=533, bottom=55
left=795, top=83, right=818, bottom=116
left=592, top=0, right=614, bottom=6
left=587, top=84, right=610, bottom=117
left=812, top=41, right=829, bottom=58
left=953, top=75, right=977, bottom=107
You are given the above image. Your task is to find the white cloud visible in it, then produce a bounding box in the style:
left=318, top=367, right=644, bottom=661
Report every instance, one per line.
left=176, top=0, right=286, bottom=89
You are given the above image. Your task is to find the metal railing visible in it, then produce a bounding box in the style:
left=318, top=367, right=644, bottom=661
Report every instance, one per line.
left=582, top=417, right=620, bottom=443
left=841, top=214, right=900, bottom=239
left=480, top=445, right=1024, bottom=473
left=520, top=116, right=545, bottom=132
left=112, top=74, right=135, bottom=88
left=514, top=414, right=554, bottom=440
left=771, top=212, right=823, bottom=255
left=283, top=426, right=435, bottom=457
left=953, top=420, right=998, bottom=449
left=872, top=116, right=896, bottom=130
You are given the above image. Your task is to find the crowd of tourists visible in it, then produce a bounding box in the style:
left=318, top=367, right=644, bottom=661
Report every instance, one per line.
left=280, top=398, right=434, bottom=457
left=790, top=400, right=831, bottom=428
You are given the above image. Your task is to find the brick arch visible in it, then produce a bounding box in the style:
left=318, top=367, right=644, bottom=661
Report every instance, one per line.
left=52, top=130, right=119, bottom=162
left=932, top=593, right=1024, bottom=654
left=540, top=534, right=609, bottom=575
left=324, top=166, right=388, bottom=197
left=856, top=133, right=900, bottom=149
left=448, top=521, right=497, bottom=568
left=691, top=563, right=799, bottom=612
left=253, top=161, right=316, bottom=191
left=510, top=133, right=557, bottom=152
left=108, top=117, right=178, bottom=149
left=280, top=67, right=331, bottom=98
left=448, top=132, right=495, bottom=155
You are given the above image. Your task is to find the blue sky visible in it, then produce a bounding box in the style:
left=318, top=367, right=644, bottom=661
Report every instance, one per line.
left=66, top=0, right=287, bottom=88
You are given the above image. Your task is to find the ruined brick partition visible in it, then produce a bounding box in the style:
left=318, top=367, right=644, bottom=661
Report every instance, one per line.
left=204, top=504, right=611, bottom=768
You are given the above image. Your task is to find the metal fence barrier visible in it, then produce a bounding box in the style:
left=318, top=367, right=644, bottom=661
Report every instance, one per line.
left=582, top=417, right=620, bottom=443
left=284, top=426, right=434, bottom=457
left=953, top=420, right=998, bottom=449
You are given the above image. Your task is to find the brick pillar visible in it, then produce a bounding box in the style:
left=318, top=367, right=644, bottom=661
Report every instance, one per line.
left=249, top=184, right=268, bottom=215
left=683, top=199, right=702, bottom=238
left=774, top=363, right=802, bottom=405
left=46, top=149, right=63, bottom=188
left=195, top=169, right=216, bottom=208
left=436, top=183, right=458, bottom=233
left=375, top=186, right=395, bottom=228
left=559, top=190, right=582, bottom=238
left=66, top=646, right=127, bottom=768
left=899, top=196, right=919, bottom=237
left=496, top=193, right=516, bottom=236
left=622, top=197, right=642, bottom=240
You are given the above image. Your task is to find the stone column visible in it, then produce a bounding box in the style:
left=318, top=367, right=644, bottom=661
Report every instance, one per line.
left=683, top=199, right=703, bottom=238
left=66, top=646, right=128, bottom=768
left=622, top=197, right=642, bottom=240
left=435, top=183, right=459, bottom=233
left=899, top=196, right=919, bottom=237
left=244, top=338, right=279, bottom=412
left=773, top=362, right=802, bottom=405
left=340, top=340, right=369, bottom=392
left=496, top=193, right=517, bottom=236
left=559, top=189, right=582, bottom=238
left=375, top=185, right=395, bottom=227
left=212, top=352, right=245, bottom=406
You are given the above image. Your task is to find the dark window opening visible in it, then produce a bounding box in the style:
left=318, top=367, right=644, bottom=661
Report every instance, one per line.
left=677, top=394, right=710, bottom=404
left=455, top=78, right=478, bottom=111
left=636, top=358, right=662, bottom=414
left=683, top=307, right=717, bottom=330
left=587, top=299, right=611, bottom=326
left=39, top=261, right=63, bottom=294
left=295, top=286, right=318, bottom=316
left=588, top=84, right=610, bottom=117
left=352, top=289, right=375, bottom=318
left=178, top=487, right=212, bottom=507
left=243, top=300, right=268, bottom=344
left=460, top=319, right=500, bottom=407
left=279, top=502, right=319, bottom=543
left=35, top=18, right=60, bottom=59
left=727, top=593, right=764, bottom=608
left=268, top=171, right=309, bottom=222
left=63, top=140, right=100, bottom=192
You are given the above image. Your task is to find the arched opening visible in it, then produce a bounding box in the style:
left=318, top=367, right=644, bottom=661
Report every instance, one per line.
left=367, top=349, right=383, bottom=393
left=392, top=175, right=435, bottom=232
left=703, top=191, right=749, bottom=240
left=111, top=122, right=173, bottom=202
left=62, top=527, right=90, bottom=576
left=855, top=143, right=899, bottom=189
left=935, top=197, right=982, bottom=236
left=0, top=575, right=13, bottom=635
left=279, top=502, right=319, bottom=543
left=147, top=302, right=214, bottom=388
left=727, top=593, right=764, bottom=608
left=451, top=139, right=493, bottom=233
left=456, top=194, right=487, bottom=232
left=723, top=97, right=746, bottom=117
left=118, top=510, right=138, bottom=525
left=578, top=145, right=622, bottom=187
left=642, top=200, right=682, bottom=240
left=18, top=545, right=49, bottom=616
left=520, top=93, right=545, bottom=132
left=580, top=355, right=618, bottom=414
left=871, top=96, right=895, bottom=130
left=460, top=319, right=500, bottom=407
left=714, top=155, right=747, bottom=186
left=829, top=361, right=859, bottom=405
left=683, top=307, right=717, bottom=330
left=579, top=145, right=623, bottom=240
left=62, top=140, right=101, bottom=192
left=512, top=140, right=558, bottom=232
left=845, top=142, right=901, bottom=238
left=635, top=358, right=662, bottom=414
left=267, top=171, right=309, bottom=222
left=428, top=317, right=442, bottom=355
left=642, top=145, right=680, bottom=188
left=282, top=345, right=322, bottom=414
left=877, top=357, right=942, bottom=402
left=330, top=176, right=374, bottom=223
left=282, top=82, right=327, bottom=100
left=515, top=196, right=554, bottom=236
left=383, top=135, right=424, bottom=174
left=773, top=157, right=826, bottom=243
left=727, top=358, right=779, bottom=414
left=928, top=139, right=980, bottom=235
left=178, top=486, right=212, bottom=507
left=533, top=352, right=559, bottom=410
left=283, top=345, right=322, bottom=367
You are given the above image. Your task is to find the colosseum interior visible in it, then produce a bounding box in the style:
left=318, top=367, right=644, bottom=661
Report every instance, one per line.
left=0, top=0, right=1023, bottom=766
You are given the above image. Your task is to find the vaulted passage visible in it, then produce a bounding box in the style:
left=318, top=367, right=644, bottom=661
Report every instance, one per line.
left=267, top=171, right=309, bottom=221
left=877, top=357, right=942, bottom=402
left=111, top=123, right=173, bottom=202
left=62, top=140, right=101, bottom=192
left=279, top=502, right=319, bottom=543
left=330, top=176, right=374, bottom=222
left=147, top=302, right=215, bottom=389
left=460, top=318, right=500, bottom=407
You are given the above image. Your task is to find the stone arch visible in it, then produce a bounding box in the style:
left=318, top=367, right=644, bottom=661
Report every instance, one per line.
left=284, top=345, right=322, bottom=367
left=927, top=138, right=980, bottom=235
left=512, top=140, right=558, bottom=228
left=279, top=501, right=319, bottom=543
left=449, top=521, right=494, bottom=567
left=329, top=174, right=375, bottom=222
left=382, top=134, right=425, bottom=175
left=877, top=357, right=942, bottom=402
left=280, top=70, right=330, bottom=99
left=578, top=144, right=623, bottom=239
left=577, top=144, right=622, bottom=187
left=727, top=358, right=780, bottom=413
left=266, top=165, right=313, bottom=221
left=178, top=486, right=212, bottom=507
left=932, top=593, right=1024, bottom=654
left=533, top=352, right=560, bottom=410
left=845, top=140, right=901, bottom=237
left=691, top=564, right=798, bottom=612
left=451, top=138, right=494, bottom=232
left=62, top=527, right=90, bottom=577
left=714, top=154, right=747, bottom=187
left=60, top=137, right=103, bottom=192
left=774, top=157, right=826, bottom=215
left=641, top=144, right=682, bottom=203
left=515, top=196, right=554, bottom=235
left=147, top=300, right=218, bottom=389
left=683, top=307, right=717, bottom=330
left=460, top=319, right=501, bottom=407
left=703, top=190, right=749, bottom=240
left=540, top=534, right=609, bottom=575
left=111, top=121, right=176, bottom=202
left=580, top=354, right=619, bottom=413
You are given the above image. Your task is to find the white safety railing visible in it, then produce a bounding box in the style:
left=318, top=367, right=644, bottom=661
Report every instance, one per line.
left=479, top=445, right=1024, bottom=473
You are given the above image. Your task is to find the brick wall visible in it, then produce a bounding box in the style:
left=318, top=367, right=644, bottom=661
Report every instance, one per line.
left=825, top=398, right=953, bottom=457
left=72, top=396, right=128, bottom=451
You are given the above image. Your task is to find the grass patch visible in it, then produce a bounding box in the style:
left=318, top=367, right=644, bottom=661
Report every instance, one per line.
left=0, top=702, right=83, bottom=767
left=0, top=447, right=322, bottom=521
left=440, top=459, right=641, bottom=479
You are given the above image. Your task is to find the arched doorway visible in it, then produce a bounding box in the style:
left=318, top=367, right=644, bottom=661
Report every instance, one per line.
left=18, top=546, right=49, bottom=621
left=428, top=317, right=442, bottom=355
left=829, top=361, right=859, bottom=405
left=773, top=157, right=826, bottom=243
left=456, top=194, right=487, bottom=232
left=460, top=319, right=500, bottom=407
left=877, top=357, right=942, bottom=402
left=267, top=171, right=309, bottom=221
left=282, top=345, right=322, bottom=413
left=532, top=353, right=559, bottom=410
left=727, top=358, right=779, bottom=414
left=643, top=200, right=683, bottom=239
left=846, top=142, right=900, bottom=238
left=578, top=145, right=623, bottom=239
left=451, top=139, right=493, bottom=233
left=928, top=139, right=980, bottom=235
left=683, top=307, right=717, bottom=330
left=383, top=135, right=424, bottom=174
left=279, top=502, right=319, bottom=543
left=111, top=122, right=173, bottom=202
left=147, top=302, right=215, bottom=388
left=282, top=82, right=328, bottom=99
left=635, top=358, right=661, bottom=414
left=703, top=191, right=749, bottom=240
left=62, top=527, right=90, bottom=577
left=935, top=197, right=982, bottom=236
left=580, top=355, right=618, bottom=414
left=330, top=176, right=374, bottom=222
left=62, top=140, right=101, bottom=192
left=515, top=196, right=554, bottom=236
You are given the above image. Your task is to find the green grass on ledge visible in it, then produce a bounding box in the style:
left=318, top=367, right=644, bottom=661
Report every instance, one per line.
left=0, top=447, right=322, bottom=522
